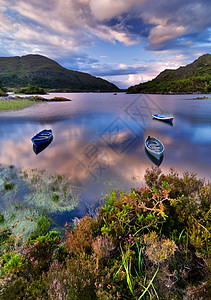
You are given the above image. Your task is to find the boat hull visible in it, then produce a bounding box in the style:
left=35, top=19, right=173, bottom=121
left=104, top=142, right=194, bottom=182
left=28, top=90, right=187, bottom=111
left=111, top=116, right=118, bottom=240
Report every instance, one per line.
left=152, top=114, right=174, bottom=123
left=33, top=136, right=53, bottom=154
left=31, top=129, right=53, bottom=147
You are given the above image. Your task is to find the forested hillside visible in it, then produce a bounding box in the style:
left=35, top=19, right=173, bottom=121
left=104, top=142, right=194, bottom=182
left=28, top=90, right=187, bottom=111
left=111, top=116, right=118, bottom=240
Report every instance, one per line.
left=0, top=54, right=119, bottom=92
left=127, top=54, right=211, bottom=94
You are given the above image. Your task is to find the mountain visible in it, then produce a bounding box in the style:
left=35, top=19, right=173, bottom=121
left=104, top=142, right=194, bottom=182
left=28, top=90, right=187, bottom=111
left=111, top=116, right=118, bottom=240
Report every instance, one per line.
left=0, top=54, right=119, bottom=92
left=127, top=54, right=211, bottom=94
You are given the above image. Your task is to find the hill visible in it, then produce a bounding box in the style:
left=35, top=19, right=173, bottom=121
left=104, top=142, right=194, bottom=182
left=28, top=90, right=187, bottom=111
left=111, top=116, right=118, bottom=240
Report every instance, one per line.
left=0, top=54, right=119, bottom=92
left=127, top=54, right=211, bottom=94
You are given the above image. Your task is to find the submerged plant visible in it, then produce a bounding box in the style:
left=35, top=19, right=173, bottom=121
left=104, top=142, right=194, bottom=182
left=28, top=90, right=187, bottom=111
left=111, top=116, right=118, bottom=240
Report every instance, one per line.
left=4, top=182, right=15, bottom=190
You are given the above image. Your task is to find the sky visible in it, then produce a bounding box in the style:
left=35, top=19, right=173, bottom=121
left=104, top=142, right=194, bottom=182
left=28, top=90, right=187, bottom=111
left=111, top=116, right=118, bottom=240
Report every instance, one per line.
left=0, top=0, right=210, bottom=89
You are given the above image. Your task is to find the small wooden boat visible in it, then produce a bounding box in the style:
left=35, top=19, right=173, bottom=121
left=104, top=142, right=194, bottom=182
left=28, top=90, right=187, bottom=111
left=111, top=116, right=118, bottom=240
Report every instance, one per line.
left=145, top=136, right=165, bottom=160
left=152, top=114, right=174, bottom=123
left=31, top=129, right=53, bottom=147
left=33, top=136, right=53, bottom=154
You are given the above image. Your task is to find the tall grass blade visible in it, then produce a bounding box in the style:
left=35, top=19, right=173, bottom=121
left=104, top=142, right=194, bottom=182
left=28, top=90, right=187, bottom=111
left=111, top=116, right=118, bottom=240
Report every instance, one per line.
left=138, top=265, right=159, bottom=299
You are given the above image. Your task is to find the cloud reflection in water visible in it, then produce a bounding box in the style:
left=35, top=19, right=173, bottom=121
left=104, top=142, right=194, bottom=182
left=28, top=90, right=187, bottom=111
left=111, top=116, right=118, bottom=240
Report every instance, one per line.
left=0, top=93, right=211, bottom=214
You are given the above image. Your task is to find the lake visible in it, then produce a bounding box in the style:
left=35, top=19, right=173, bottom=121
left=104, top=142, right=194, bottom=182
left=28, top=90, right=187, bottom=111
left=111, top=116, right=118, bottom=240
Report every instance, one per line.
left=0, top=93, right=211, bottom=224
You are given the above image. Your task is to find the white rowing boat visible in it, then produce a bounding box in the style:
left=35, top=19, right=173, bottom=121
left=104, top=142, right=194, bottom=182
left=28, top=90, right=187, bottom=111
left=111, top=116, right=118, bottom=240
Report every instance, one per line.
left=145, top=136, right=165, bottom=160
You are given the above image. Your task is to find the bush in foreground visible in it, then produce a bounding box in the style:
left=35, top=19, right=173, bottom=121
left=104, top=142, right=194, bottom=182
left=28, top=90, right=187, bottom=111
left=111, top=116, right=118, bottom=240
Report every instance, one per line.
left=0, top=167, right=210, bottom=299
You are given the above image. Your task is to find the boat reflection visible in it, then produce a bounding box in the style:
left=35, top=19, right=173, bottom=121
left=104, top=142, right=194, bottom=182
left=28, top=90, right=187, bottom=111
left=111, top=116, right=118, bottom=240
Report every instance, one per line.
left=33, top=136, right=53, bottom=155
left=145, top=148, right=164, bottom=166
left=153, top=118, right=173, bottom=126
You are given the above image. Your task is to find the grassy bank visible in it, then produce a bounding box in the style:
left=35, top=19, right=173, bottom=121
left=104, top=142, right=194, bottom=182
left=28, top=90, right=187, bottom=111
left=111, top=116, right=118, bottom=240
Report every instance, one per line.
left=0, top=96, right=72, bottom=111
left=0, top=166, right=210, bottom=299
left=0, top=99, right=35, bottom=111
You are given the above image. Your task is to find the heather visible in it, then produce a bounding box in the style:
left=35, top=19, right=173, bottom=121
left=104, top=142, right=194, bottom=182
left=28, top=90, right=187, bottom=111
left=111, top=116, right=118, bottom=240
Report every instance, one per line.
left=0, top=167, right=210, bottom=299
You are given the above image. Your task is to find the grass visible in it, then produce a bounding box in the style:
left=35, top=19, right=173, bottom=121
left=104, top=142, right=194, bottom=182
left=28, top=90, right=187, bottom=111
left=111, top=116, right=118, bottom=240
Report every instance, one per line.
left=0, top=99, right=34, bottom=111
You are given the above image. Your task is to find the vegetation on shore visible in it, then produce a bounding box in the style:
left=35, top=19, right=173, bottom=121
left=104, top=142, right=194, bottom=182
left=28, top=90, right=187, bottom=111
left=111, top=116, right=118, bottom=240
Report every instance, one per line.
left=16, top=84, right=46, bottom=95
left=0, top=99, right=35, bottom=111
left=0, top=89, right=7, bottom=97
left=0, top=166, right=210, bottom=299
left=0, top=54, right=119, bottom=92
left=0, top=97, right=72, bottom=112
left=187, top=96, right=210, bottom=100
left=0, top=80, right=7, bottom=97
left=127, top=54, right=211, bottom=94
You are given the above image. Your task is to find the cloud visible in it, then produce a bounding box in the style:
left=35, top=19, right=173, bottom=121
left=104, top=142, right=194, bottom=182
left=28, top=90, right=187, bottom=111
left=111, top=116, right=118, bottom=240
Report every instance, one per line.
left=96, top=52, right=191, bottom=88
left=0, top=0, right=210, bottom=57
left=141, top=0, right=211, bottom=49
left=0, top=0, right=210, bottom=89
left=0, top=7, right=14, bottom=32
left=85, top=62, right=147, bottom=76
left=89, top=0, right=145, bottom=21
left=148, top=24, right=187, bottom=47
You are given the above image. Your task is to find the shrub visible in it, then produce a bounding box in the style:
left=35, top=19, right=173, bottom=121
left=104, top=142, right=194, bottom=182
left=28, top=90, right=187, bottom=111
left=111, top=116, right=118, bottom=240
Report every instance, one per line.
left=0, top=278, right=29, bottom=300
left=51, top=193, right=59, bottom=203
left=0, top=214, right=4, bottom=223
left=47, top=257, right=97, bottom=300
left=22, top=231, right=60, bottom=278
left=36, top=215, right=52, bottom=235
left=0, top=167, right=210, bottom=299
left=64, top=216, right=97, bottom=255
left=1, top=252, right=26, bottom=275
left=0, top=227, right=13, bottom=256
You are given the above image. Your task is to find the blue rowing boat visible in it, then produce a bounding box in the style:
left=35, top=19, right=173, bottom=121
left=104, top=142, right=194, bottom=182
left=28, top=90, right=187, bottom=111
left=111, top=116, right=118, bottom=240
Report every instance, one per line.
left=152, top=114, right=174, bottom=122
left=31, top=129, right=53, bottom=147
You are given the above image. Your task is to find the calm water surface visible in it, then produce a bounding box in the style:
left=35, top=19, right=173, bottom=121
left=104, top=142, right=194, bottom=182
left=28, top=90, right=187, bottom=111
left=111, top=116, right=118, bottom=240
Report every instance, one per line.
left=0, top=93, right=211, bottom=222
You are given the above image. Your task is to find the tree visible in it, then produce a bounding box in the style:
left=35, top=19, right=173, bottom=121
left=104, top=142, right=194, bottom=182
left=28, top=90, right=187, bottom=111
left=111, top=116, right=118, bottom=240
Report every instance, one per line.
left=0, top=79, right=7, bottom=96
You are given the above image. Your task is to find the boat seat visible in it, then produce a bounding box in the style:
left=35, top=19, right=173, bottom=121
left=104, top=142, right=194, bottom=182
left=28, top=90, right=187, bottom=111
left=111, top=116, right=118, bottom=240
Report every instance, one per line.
left=34, top=136, right=49, bottom=140
left=148, top=144, right=161, bottom=151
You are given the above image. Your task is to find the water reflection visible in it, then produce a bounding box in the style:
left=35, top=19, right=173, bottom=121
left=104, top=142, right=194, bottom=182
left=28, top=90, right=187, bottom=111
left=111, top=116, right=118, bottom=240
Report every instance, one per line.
left=152, top=118, right=173, bottom=126
left=145, top=148, right=164, bottom=166
left=0, top=93, right=211, bottom=224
